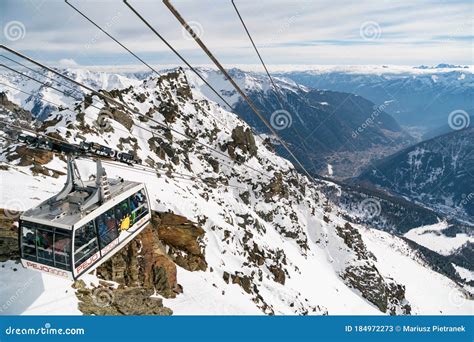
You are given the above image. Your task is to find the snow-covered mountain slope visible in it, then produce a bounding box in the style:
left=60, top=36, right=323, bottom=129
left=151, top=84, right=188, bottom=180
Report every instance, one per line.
left=189, top=68, right=413, bottom=178
left=0, top=67, right=144, bottom=121
left=358, top=128, right=474, bottom=221
left=404, top=222, right=473, bottom=256
left=0, top=66, right=414, bottom=179
left=356, top=129, right=474, bottom=283
left=0, top=68, right=472, bottom=315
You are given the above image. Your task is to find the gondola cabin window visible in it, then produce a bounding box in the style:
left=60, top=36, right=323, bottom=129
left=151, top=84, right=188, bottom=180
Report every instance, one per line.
left=20, top=221, right=72, bottom=271
left=96, top=208, right=119, bottom=249
left=130, top=189, right=148, bottom=224
left=116, top=199, right=131, bottom=231
left=74, top=221, right=99, bottom=268
left=54, top=230, right=72, bottom=270
left=21, top=222, right=36, bottom=262
left=36, top=228, right=54, bottom=266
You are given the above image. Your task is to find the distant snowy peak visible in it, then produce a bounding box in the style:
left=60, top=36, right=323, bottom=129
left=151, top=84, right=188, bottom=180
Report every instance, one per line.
left=0, top=66, right=146, bottom=120
left=271, top=64, right=474, bottom=75
left=63, top=68, right=143, bottom=91
left=281, top=66, right=473, bottom=129
left=183, top=67, right=307, bottom=109
left=415, top=63, right=470, bottom=70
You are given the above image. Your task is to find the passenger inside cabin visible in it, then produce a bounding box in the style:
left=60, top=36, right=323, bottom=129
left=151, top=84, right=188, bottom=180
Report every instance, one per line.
left=117, top=200, right=131, bottom=231
left=23, top=231, right=36, bottom=255
left=36, top=230, right=53, bottom=262
left=24, top=231, right=35, bottom=246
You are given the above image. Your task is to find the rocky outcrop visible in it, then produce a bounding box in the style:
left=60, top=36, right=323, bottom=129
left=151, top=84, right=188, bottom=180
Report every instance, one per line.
left=148, top=137, right=175, bottom=161
left=336, top=223, right=373, bottom=260
left=157, top=68, right=194, bottom=102
left=74, top=280, right=172, bottom=316
left=263, top=172, right=289, bottom=201
left=82, top=211, right=208, bottom=314
left=342, top=264, right=411, bottom=315
left=158, top=100, right=179, bottom=124
left=0, top=209, right=19, bottom=262
left=79, top=211, right=210, bottom=315
left=0, top=92, right=32, bottom=122
left=5, top=145, right=64, bottom=178
left=336, top=222, right=411, bottom=315
left=108, top=107, right=134, bottom=131
left=153, top=212, right=207, bottom=272
left=226, top=126, right=257, bottom=160
left=8, top=145, right=53, bottom=166
left=97, top=223, right=179, bottom=298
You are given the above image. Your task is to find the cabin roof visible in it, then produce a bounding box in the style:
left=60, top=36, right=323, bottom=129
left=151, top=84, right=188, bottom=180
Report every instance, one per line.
left=20, top=178, right=141, bottom=229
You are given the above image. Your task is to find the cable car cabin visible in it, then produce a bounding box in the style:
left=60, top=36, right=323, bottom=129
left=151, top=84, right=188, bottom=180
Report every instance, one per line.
left=19, top=157, right=151, bottom=280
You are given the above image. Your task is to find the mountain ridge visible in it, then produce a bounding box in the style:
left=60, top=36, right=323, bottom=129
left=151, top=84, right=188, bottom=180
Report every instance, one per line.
left=0, top=67, right=471, bottom=315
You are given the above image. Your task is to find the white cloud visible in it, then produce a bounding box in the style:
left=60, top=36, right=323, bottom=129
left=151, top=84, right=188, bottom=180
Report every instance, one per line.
left=58, top=58, right=79, bottom=67
left=2, top=0, right=472, bottom=66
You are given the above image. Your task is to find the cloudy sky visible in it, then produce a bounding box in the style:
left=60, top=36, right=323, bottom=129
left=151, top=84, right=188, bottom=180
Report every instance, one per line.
left=1, top=0, right=472, bottom=69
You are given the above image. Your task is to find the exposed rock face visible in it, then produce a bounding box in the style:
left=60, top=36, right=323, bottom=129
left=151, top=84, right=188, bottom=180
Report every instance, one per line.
left=4, top=145, right=64, bottom=178
left=148, top=137, right=175, bottom=161
left=88, top=211, right=209, bottom=315
left=97, top=106, right=134, bottom=131
left=97, top=223, right=179, bottom=298
left=263, top=172, right=289, bottom=201
left=0, top=92, right=32, bottom=122
left=0, top=209, right=19, bottom=262
left=154, top=212, right=207, bottom=272
left=157, top=68, right=194, bottom=102
left=336, top=223, right=411, bottom=315
left=336, top=223, right=373, bottom=260
left=74, top=280, right=172, bottom=316
left=227, top=126, right=257, bottom=160
left=79, top=211, right=210, bottom=315
left=158, top=100, right=179, bottom=124
left=343, top=265, right=411, bottom=315
left=109, top=108, right=134, bottom=131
